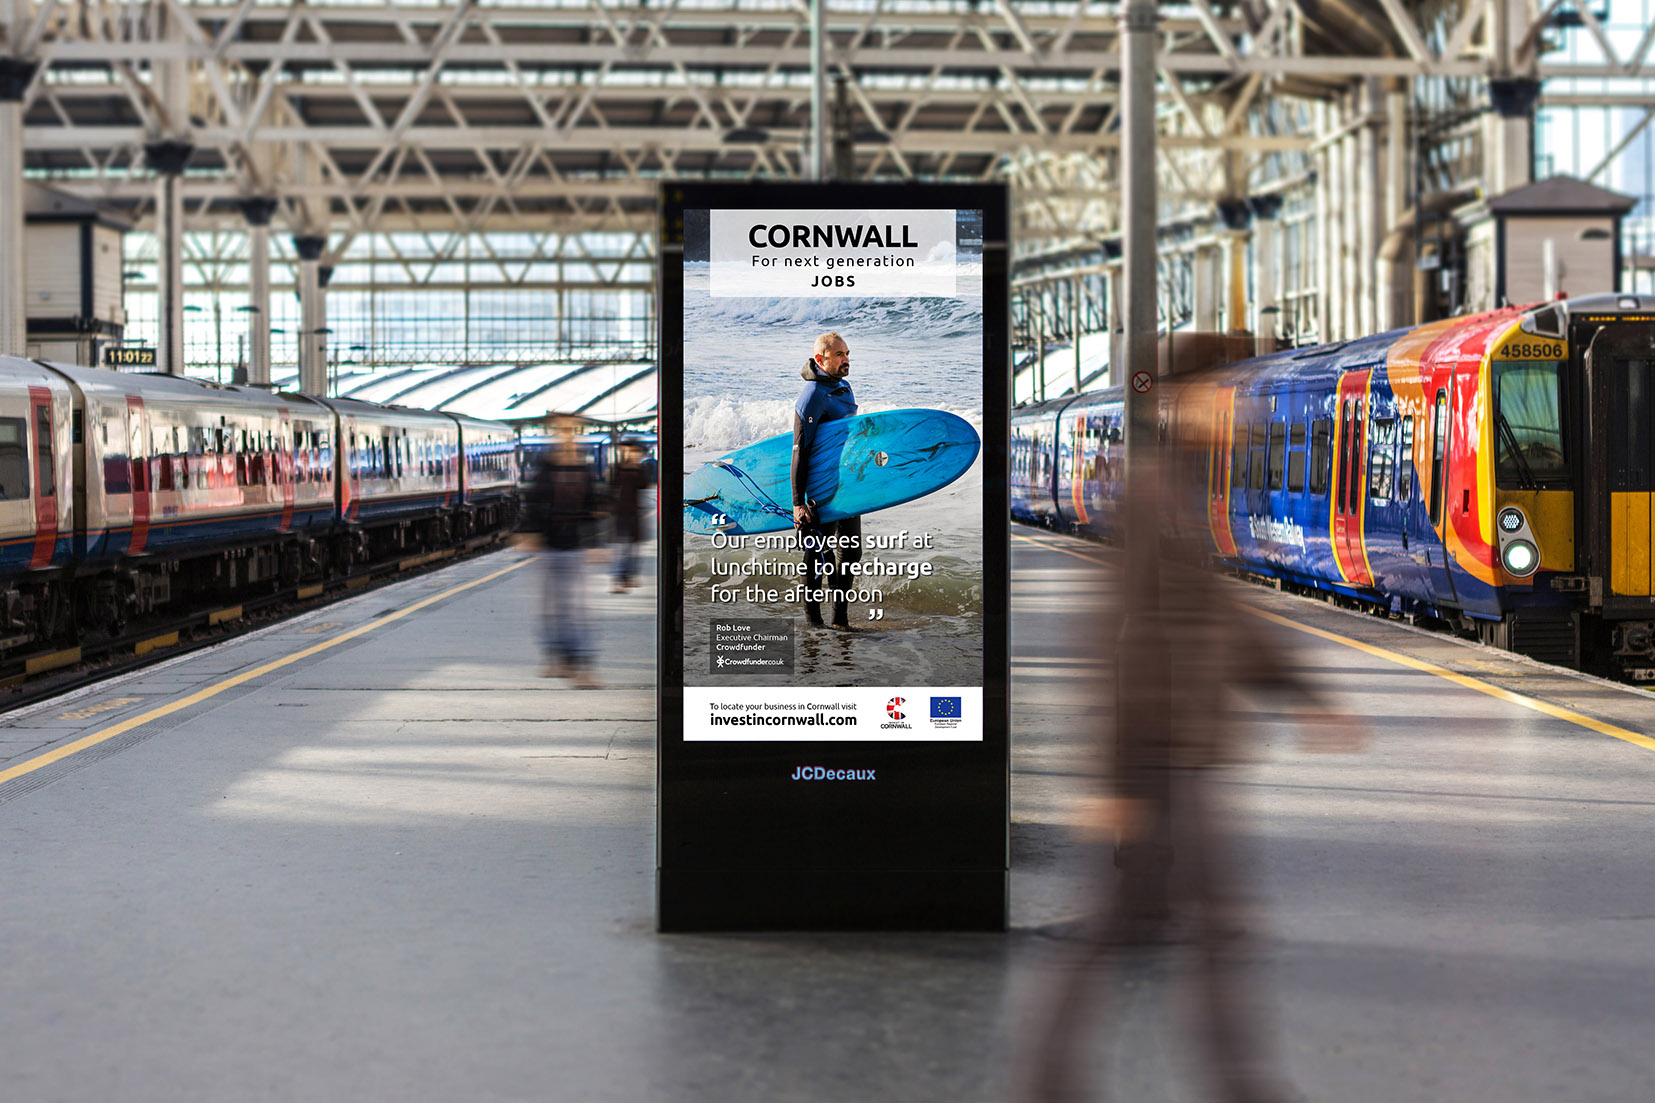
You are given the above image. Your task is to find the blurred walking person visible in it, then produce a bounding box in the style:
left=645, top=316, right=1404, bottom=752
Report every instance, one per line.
left=1019, top=566, right=1363, bottom=1103
left=609, top=439, right=650, bottom=593
left=525, top=417, right=609, bottom=688
left=1016, top=431, right=1366, bottom=1103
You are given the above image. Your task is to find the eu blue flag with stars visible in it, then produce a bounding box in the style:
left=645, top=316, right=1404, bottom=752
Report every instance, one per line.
left=930, top=696, right=961, bottom=719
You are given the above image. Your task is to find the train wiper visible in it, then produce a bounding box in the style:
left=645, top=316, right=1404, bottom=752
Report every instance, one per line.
left=1497, top=413, right=1538, bottom=489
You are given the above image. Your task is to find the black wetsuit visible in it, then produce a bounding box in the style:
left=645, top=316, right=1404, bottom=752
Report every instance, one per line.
left=792, top=360, right=863, bottom=628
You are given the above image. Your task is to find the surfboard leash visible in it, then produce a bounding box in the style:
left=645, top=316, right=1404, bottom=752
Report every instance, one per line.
left=705, top=459, right=793, bottom=520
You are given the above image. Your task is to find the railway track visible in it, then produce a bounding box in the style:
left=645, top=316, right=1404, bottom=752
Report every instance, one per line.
left=0, top=533, right=510, bottom=713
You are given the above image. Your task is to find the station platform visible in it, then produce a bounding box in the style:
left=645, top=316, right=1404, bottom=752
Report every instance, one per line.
left=2, top=533, right=1653, bottom=1102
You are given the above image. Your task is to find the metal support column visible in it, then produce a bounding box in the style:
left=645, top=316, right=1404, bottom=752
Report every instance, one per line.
left=1380, top=87, right=1410, bottom=331
left=1316, top=102, right=1334, bottom=343
left=1358, top=82, right=1382, bottom=336
left=147, top=139, right=194, bottom=375
left=1217, top=199, right=1251, bottom=334
left=1249, top=195, right=1282, bottom=340
left=809, top=0, right=826, bottom=180
left=0, top=56, right=35, bottom=358
left=1487, top=0, right=1538, bottom=198
left=1341, top=113, right=1361, bottom=340
left=1071, top=277, right=1083, bottom=396
left=241, top=198, right=277, bottom=386
left=1104, top=241, right=1123, bottom=388
left=1116, top=0, right=1169, bottom=934
left=294, top=234, right=327, bottom=395
left=1193, top=243, right=1218, bottom=331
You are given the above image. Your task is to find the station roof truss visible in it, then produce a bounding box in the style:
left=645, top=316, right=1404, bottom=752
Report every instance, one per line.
left=6, top=1, right=1654, bottom=262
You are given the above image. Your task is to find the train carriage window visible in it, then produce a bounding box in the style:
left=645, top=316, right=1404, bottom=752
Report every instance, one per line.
left=0, top=417, right=28, bottom=500
left=1337, top=402, right=1353, bottom=513
left=102, top=413, right=129, bottom=495
left=1429, top=390, right=1449, bottom=525
left=1309, top=419, right=1331, bottom=495
left=1232, top=418, right=1248, bottom=495
left=1398, top=416, right=1415, bottom=499
left=1493, top=359, right=1569, bottom=487
left=1267, top=422, right=1285, bottom=491
left=35, top=406, right=54, bottom=497
left=1288, top=422, right=1307, bottom=493
left=1248, top=423, right=1266, bottom=491
left=1346, top=401, right=1366, bottom=512
left=1368, top=417, right=1397, bottom=501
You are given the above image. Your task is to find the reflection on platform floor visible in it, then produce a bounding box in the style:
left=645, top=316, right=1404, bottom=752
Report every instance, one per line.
left=0, top=535, right=1651, bottom=1102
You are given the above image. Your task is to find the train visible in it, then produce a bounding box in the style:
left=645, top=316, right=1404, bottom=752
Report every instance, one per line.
left=1011, top=293, right=1655, bottom=678
left=0, top=355, right=518, bottom=654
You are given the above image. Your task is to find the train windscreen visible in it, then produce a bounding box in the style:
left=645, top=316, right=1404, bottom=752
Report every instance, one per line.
left=1493, top=358, right=1569, bottom=488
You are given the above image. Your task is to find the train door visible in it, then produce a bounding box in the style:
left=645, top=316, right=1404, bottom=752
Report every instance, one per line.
left=126, top=397, right=149, bottom=554
left=279, top=409, right=294, bottom=532
left=1585, top=325, right=1655, bottom=606
left=1331, top=370, right=1374, bottom=586
left=1207, top=386, right=1238, bottom=557
left=341, top=416, right=358, bottom=520
left=1070, top=413, right=1095, bottom=530
left=1421, top=370, right=1460, bottom=603
left=27, top=387, right=57, bottom=569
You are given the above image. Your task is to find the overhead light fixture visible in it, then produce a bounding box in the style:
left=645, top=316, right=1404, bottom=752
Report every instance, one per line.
left=723, top=126, right=771, bottom=143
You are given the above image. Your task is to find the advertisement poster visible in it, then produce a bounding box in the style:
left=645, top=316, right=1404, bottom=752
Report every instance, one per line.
left=678, top=206, right=986, bottom=742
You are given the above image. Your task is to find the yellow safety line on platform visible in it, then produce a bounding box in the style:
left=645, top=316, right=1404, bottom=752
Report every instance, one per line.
left=1240, top=605, right=1655, bottom=754
left=0, top=555, right=535, bottom=788
left=1011, top=529, right=1655, bottom=752
left=1012, top=531, right=1109, bottom=566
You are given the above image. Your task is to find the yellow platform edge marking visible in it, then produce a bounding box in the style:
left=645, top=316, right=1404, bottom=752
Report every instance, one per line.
left=1010, top=529, right=1655, bottom=753
left=0, top=555, right=534, bottom=788
left=1012, top=532, right=1108, bottom=566
left=296, top=584, right=323, bottom=600
left=1239, top=604, right=1655, bottom=753
left=207, top=606, right=242, bottom=626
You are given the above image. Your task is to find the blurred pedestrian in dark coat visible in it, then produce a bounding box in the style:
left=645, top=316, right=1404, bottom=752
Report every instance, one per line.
left=1018, top=559, right=1367, bottom=1103
left=609, top=440, right=650, bottom=593
left=524, top=418, right=609, bottom=688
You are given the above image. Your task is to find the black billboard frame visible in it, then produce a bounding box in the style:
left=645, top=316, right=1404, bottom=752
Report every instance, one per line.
left=657, top=182, right=1011, bottom=931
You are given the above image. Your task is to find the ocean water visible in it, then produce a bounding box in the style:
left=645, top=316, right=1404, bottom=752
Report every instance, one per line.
left=680, top=262, right=985, bottom=689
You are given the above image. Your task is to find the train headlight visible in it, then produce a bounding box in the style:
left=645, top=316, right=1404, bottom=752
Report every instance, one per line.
left=1501, top=539, right=1539, bottom=577
left=1498, top=507, right=1525, bottom=534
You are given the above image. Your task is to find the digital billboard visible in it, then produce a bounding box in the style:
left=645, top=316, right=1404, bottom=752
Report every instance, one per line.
left=658, top=183, right=1009, bottom=930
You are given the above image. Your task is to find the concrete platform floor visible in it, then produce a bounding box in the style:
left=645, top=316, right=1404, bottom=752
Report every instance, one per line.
left=0, top=533, right=1652, bottom=1102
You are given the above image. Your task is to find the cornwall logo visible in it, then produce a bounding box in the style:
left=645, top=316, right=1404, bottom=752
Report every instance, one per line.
left=886, top=697, right=906, bottom=720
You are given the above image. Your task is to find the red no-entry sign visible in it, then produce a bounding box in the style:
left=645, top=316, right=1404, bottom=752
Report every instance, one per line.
left=1131, top=371, right=1153, bottom=393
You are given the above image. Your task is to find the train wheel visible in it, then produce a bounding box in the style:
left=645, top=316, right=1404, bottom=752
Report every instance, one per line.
left=37, top=583, right=73, bottom=647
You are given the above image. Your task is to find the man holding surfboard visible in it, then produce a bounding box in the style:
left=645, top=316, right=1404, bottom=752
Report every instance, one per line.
left=793, top=332, right=863, bottom=630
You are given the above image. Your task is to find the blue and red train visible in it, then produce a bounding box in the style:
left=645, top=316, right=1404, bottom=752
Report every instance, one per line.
left=1013, top=293, right=1655, bottom=676
left=0, top=356, right=517, bottom=653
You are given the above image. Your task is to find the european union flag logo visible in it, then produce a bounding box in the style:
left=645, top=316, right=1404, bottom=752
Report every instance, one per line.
left=930, top=696, right=961, bottom=719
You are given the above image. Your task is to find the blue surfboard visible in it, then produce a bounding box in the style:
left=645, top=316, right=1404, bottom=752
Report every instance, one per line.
left=684, top=408, right=980, bottom=535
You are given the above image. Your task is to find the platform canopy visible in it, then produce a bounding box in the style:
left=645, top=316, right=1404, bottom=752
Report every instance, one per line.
left=268, top=360, right=657, bottom=425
